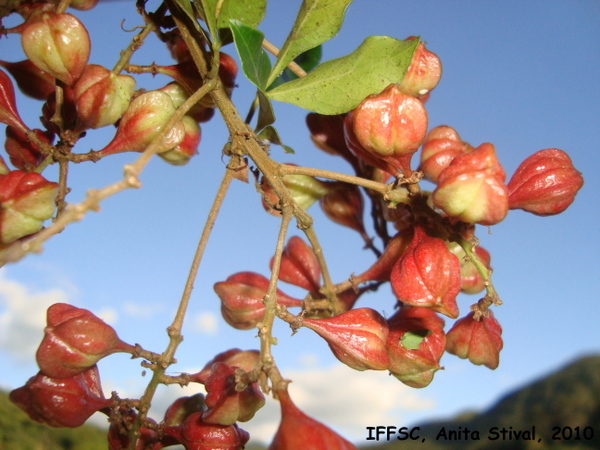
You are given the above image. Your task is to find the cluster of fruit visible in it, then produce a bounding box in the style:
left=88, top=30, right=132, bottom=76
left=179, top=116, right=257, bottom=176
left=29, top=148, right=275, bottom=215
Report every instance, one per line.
left=0, top=0, right=584, bottom=448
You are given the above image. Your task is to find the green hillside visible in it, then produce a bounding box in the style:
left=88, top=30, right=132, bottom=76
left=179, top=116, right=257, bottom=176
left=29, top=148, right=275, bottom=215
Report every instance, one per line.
left=0, top=390, right=107, bottom=450
left=362, top=354, right=600, bottom=450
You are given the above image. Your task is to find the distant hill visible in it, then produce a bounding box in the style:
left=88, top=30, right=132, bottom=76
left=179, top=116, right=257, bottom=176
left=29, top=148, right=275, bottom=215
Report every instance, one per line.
left=361, top=354, right=600, bottom=450
left=2, top=355, right=599, bottom=449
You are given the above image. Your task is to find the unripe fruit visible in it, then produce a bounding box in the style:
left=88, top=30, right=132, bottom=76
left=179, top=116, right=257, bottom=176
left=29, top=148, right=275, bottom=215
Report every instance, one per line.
left=398, top=37, right=442, bottom=98
left=386, top=306, right=446, bottom=388
left=507, top=148, right=583, bottom=216
left=272, top=235, right=321, bottom=294
left=302, top=307, right=390, bottom=371
left=390, top=226, right=461, bottom=318
left=0, top=59, right=55, bottom=100
left=73, top=64, right=136, bottom=131
left=96, top=90, right=185, bottom=157
left=163, top=412, right=250, bottom=450
left=21, top=12, right=90, bottom=85
left=9, top=365, right=111, bottom=427
left=214, top=272, right=303, bottom=330
left=261, top=165, right=332, bottom=215
left=36, top=303, right=135, bottom=378
left=4, top=126, right=51, bottom=171
left=159, top=82, right=215, bottom=123
left=344, top=83, right=428, bottom=176
left=0, top=69, right=29, bottom=133
left=202, top=362, right=265, bottom=425
left=432, top=142, right=509, bottom=225
left=159, top=115, right=201, bottom=166
left=447, top=242, right=492, bottom=295
left=269, top=388, right=356, bottom=450
left=163, top=394, right=207, bottom=427
left=445, top=310, right=503, bottom=369
left=419, top=125, right=472, bottom=183
left=0, top=170, right=59, bottom=244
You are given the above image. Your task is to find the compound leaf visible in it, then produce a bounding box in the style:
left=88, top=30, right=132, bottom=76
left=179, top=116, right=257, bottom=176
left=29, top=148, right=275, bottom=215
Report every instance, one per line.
left=266, top=35, right=419, bottom=115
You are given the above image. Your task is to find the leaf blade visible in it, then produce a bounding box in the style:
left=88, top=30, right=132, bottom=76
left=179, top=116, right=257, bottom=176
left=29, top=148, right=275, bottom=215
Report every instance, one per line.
left=266, top=35, right=420, bottom=115
left=229, top=20, right=271, bottom=90
left=267, top=0, right=354, bottom=87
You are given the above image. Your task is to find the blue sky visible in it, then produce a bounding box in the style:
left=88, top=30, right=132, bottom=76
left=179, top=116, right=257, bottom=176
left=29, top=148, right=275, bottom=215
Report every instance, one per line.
left=1, top=0, right=599, bottom=446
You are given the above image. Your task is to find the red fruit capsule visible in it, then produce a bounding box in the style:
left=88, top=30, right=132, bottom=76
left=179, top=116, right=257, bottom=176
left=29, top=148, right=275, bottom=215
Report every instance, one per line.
left=386, top=306, right=446, bottom=388
left=272, top=236, right=321, bottom=294
left=36, top=303, right=135, bottom=378
left=163, top=412, right=250, bottom=450
left=9, top=365, right=111, bottom=427
left=445, top=310, right=503, bottom=369
left=344, top=83, right=428, bottom=176
left=432, top=142, right=509, bottom=225
left=0, top=69, right=29, bottom=133
left=302, top=307, right=390, bottom=371
left=398, top=37, right=442, bottom=98
left=269, top=389, right=356, bottom=450
left=390, top=226, right=461, bottom=318
left=507, top=148, right=583, bottom=216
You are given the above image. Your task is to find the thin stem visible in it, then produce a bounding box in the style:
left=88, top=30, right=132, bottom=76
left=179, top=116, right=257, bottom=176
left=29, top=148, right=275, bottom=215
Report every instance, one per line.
left=262, top=38, right=307, bottom=78
left=130, top=165, right=234, bottom=444
left=255, top=204, right=293, bottom=393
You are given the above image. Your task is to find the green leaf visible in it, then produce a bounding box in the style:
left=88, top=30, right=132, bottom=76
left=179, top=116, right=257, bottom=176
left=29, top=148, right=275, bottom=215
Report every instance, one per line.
left=267, top=0, right=354, bottom=87
left=171, top=0, right=197, bottom=23
left=197, top=0, right=266, bottom=38
left=258, top=126, right=295, bottom=154
left=266, top=35, right=420, bottom=115
left=230, top=20, right=271, bottom=90
left=401, top=329, right=432, bottom=350
left=256, top=90, right=276, bottom=132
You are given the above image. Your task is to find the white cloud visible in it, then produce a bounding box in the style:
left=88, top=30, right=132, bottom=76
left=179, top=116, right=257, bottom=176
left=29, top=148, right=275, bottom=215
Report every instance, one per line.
left=191, top=311, right=219, bottom=335
left=123, top=301, right=164, bottom=319
left=0, top=269, right=69, bottom=361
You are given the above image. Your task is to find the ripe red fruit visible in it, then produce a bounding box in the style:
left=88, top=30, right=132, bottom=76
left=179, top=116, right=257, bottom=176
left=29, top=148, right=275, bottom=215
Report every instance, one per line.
left=202, top=362, right=265, bottom=425
left=192, top=349, right=260, bottom=384
left=302, top=307, right=390, bottom=371
left=214, top=272, right=303, bottom=330
left=419, top=125, right=472, bottom=183
left=390, top=226, right=461, bottom=318
left=398, top=37, right=442, bottom=98
left=445, top=310, right=503, bottom=369
left=353, top=228, right=413, bottom=284
left=386, top=306, right=446, bottom=388
left=306, top=113, right=360, bottom=170
left=0, top=170, right=59, bottom=244
left=344, top=83, right=428, bottom=176
left=0, top=69, right=29, bottom=133
left=272, top=236, right=321, bottom=294
left=20, top=11, right=90, bottom=85
left=4, top=126, right=51, bottom=171
left=0, top=59, right=55, bottom=100
left=507, top=148, right=583, bottom=216
left=9, top=365, right=111, bottom=427
left=319, top=182, right=367, bottom=236
left=269, top=388, right=356, bottom=449
left=163, top=412, right=250, bottom=450
left=432, top=142, right=509, bottom=225
left=36, top=303, right=135, bottom=378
